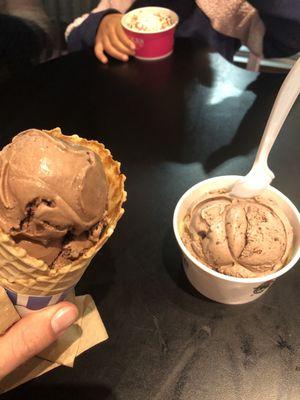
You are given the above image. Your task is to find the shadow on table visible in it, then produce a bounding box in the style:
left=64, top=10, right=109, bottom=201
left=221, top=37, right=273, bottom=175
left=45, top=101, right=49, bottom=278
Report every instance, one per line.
left=103, top=45, right=285, bottom=169
left=161, top=227, right=214, bottom=304
left=204, top=72, right=285, bottom=172
left=84, top=39, right=214, bottom=165
left=2, top=383, right=117, bottom=400
left=0, top=38, right=287, bottom=172
left=0, top=38, right=215, bottom=166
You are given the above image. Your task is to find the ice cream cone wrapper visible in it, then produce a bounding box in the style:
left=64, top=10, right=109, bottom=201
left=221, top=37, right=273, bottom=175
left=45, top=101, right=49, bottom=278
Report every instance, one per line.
left=0, top=128, right=126, bottom=310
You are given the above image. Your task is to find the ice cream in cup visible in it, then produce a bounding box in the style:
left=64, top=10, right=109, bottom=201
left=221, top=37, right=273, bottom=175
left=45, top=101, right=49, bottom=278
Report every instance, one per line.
left=173, top=176, right=300, bottom=305
left=121, top=7, right=179, bottom=61
left=0, top=128, right=126, bottom=316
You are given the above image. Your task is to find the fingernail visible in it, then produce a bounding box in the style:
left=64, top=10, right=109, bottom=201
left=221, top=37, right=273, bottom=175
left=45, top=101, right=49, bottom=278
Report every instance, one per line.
left=130, top=44, right=135, bottom=50
left=123, top=56, right=128, bottom=61
left=51, top=306, right=78, bottom=335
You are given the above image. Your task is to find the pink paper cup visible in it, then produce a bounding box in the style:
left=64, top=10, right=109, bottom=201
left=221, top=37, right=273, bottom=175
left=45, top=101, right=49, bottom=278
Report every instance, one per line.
left=121, top=7, right=179, bottom=61
left=173, top=176, right=300, bottom=305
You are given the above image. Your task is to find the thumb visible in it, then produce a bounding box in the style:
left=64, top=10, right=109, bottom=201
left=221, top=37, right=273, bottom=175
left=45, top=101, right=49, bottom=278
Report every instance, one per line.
left=0, top=301, right=78, bottom=379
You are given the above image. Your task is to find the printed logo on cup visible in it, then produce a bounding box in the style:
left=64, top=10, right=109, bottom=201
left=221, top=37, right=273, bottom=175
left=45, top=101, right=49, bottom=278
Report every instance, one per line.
left=252, top=280, right=275, bottom=295
left=132, top=38, right=145, bottom=49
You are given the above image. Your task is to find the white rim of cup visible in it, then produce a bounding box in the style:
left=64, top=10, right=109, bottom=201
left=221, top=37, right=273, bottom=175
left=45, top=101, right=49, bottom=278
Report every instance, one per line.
left=173, top=175, right=300, bottom=284
left=121, top=7, right=179, bottom=34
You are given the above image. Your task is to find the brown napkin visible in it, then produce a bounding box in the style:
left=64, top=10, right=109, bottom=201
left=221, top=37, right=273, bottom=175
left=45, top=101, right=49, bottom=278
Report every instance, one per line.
left=0, top=294, right=108, bottom=394
left=0, top=287, right=20, bottom=335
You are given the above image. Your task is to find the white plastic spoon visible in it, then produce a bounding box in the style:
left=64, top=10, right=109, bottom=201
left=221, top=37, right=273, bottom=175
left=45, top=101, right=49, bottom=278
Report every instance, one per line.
left=231, top=58, right=300, bottom=198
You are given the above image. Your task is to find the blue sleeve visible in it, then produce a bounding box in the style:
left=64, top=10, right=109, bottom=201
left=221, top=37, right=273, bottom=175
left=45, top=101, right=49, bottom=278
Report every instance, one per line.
left=248, top=0, right=300, bottom=57
left=67, top=9, right=120, bottom=52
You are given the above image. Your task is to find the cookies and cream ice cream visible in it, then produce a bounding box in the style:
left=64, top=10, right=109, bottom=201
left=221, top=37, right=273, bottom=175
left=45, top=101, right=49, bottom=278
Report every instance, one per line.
left=125, top=9, right=175, bottom=32
left=181, top=191, right=293, bottom=278
left=0, top=129, right=108, bottom=268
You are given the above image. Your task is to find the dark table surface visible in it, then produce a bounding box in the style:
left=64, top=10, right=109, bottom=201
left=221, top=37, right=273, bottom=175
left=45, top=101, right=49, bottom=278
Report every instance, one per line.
left=0, top=40, right=299, bottom=400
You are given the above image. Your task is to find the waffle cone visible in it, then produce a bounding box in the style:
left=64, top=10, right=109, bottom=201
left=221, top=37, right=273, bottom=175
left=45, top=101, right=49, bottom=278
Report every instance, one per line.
left=0, top=128, right=126, bottom=296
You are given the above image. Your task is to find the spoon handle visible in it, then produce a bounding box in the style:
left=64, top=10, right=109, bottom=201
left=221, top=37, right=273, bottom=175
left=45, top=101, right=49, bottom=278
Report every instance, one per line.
left=255, top=58, right=300, bottom=167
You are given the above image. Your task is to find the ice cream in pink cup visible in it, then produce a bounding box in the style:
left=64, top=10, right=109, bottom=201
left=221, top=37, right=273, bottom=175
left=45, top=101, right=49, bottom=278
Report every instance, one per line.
left=121, top=7, right=179, bottom=61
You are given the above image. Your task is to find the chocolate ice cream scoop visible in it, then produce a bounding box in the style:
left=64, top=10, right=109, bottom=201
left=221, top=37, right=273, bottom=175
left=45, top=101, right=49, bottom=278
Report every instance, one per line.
left=181, top=192, right=293, bottom=278
left=0, top=129, right=108, bottom=266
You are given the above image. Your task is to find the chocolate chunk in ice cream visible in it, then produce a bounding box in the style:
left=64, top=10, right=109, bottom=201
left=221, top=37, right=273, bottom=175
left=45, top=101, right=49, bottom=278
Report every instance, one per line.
left=0, top=129, right=108, bottom=267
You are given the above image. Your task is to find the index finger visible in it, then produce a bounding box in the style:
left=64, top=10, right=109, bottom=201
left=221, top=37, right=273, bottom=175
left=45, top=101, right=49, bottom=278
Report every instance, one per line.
left=116, top=24, right=136, bottom=50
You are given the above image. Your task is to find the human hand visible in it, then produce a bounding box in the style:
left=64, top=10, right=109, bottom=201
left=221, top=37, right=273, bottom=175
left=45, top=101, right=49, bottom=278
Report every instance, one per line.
left=95, top=13, right=135, bottom=63
left=0, top=302, right=78, bottom=380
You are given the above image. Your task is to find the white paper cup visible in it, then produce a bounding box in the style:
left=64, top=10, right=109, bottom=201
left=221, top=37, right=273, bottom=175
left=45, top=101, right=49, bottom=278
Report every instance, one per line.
left=173, top=176, right=300, bottom=304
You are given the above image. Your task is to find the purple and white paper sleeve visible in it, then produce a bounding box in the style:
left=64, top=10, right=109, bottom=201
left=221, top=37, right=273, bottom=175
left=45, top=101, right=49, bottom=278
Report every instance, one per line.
left=5, top=287, right=70, bottom=311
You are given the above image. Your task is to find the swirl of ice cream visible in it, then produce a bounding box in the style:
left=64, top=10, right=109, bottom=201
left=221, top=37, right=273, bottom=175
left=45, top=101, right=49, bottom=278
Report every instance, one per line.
left=181, top=192, right=293, bottom=278
left=0, top=129, right=108, bottom=266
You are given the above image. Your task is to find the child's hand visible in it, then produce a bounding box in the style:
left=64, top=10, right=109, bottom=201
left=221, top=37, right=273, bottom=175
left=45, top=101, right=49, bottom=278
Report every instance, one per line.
left=95, top=14, right=135, bottom=63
